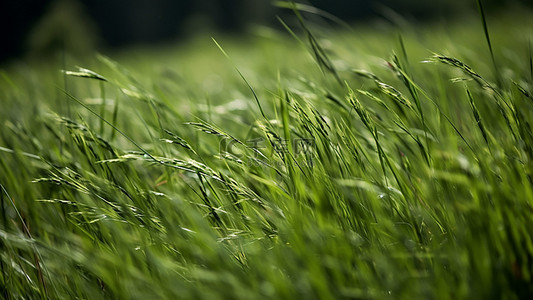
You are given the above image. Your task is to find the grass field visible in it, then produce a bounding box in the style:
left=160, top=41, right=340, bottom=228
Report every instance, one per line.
left=1, top=4, right=533, bottom=299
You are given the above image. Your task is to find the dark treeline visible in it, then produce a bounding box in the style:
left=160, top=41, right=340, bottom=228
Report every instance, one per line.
left=0, top=0, right=529, bottom=62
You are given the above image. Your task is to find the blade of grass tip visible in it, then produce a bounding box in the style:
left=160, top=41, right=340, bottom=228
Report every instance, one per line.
left=398, top=34, right=409, bottom=65
left=99, top=81, right=106, bottom=136
left=110, top=94, right=120, bottom=141
left=212, top=38, right=267, bottom=120
left=62, top=67, right=108, bottom=81
left=476, top=0, right=501, bottom=87
left=0, top=146, right=41, bottom=160
left=277, top=16, right=306, bottom=49
left=62, top=46, right=70, bottom=118
left=0, top=183, right=54, bottom=299
left=61, top=48, right=69, bottom=158
left=287, top=1, right=343, bottom=86
left=274, top=1, right=352, bottom=31
left=396, top=37, right=420, bottom=109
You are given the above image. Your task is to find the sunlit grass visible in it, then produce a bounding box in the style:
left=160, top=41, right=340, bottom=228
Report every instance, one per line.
left=1, top=7, right=533, bottom=299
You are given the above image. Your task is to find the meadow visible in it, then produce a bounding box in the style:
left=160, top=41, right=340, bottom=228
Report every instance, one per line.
left=1, top=4, right=533, bottom=299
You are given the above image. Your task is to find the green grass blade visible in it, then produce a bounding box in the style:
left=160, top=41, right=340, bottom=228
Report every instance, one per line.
left=476, top=0, right=501, bottom=86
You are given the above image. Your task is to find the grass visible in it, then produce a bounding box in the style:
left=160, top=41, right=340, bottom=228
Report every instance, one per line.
left=1, top=5, right=533, bottom=299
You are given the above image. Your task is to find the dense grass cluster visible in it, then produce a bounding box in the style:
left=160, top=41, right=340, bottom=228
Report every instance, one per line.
left=1, top=6, right=533, bottom=299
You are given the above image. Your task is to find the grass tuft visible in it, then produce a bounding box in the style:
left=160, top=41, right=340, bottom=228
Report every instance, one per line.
left=1, top=5, right=533, bottom=299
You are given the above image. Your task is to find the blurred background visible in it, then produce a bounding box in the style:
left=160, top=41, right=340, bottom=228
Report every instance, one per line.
left=1, top=0, right=530, bottom=63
